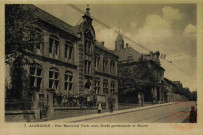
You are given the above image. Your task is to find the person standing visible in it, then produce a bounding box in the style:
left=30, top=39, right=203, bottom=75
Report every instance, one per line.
left=98, top=103, right=102, bottom=113
left=108, top=97, right=113, bottom=113
left=189, top=106, right=197, bottom=123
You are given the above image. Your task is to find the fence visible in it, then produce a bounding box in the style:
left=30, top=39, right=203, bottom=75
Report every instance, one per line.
left=5, top=99, right=33, bottom=111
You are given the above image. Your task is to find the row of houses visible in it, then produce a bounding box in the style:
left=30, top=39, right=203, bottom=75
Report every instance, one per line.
left=6, top=5, right=187, bottom=115
left=115, top=35, right=185, bottom=105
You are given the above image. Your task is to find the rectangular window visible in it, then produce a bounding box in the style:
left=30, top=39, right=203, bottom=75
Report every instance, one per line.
left=49, top=36, right=59, bottom=59
left=49, top=80, right=53, bottom=89
left=85, top=60, right=91, bottom=75
left=111, top=82, right=115, bottom=94
left=65, top=45, right=68, bottom=58
left=37, top=78, right=42, bottom=87
left=69, top=46, right=73, bottom=60
left=88, top=61, right=91, bottom=74
left=64, top=72, right=73, bottom=92
left=95, top=55, right=100, bottom=71
left=110, top=61, right=115, bottom=75
left=30, top=76, right=35, bottom=87
left=95, top=80, right=100, bottom=94
left=103, top=80, right=108, bottom=94
left=85, top=40, right=91, bottom=54
left=55, top=41, right=59, bottom=55
left=49, top=68, right=59, bottom=90
left=49, top=38, right=53, bottom=53
left=65, top=41, right=73, bottom=62
left=103, top=58, right=108, bottom=73
left=30, top=65, right=42, bottom=89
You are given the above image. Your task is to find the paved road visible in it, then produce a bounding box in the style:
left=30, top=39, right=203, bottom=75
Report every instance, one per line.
left=77, top=101, right=196, bottom=123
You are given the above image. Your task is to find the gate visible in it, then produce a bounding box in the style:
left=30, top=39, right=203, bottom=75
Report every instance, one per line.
left=39, top=94, right=48, bottom=119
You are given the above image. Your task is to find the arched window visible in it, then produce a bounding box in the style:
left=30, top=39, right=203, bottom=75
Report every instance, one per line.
left=103, top=79, right=108, bottom=94
left=111, top=81, right=115, bottom=94
left=49, top=35, right=59, bottom=59
left=65, top=41, right=73, bottom=63
left=49, top=67, right=59, bottom=90
left=95, top=78, right=100, bottom=94
left=64, top=71, right=73, bottom=94
left=85, top=80, right=91, bottom=89
left=30, top=64, right=42, bottom=88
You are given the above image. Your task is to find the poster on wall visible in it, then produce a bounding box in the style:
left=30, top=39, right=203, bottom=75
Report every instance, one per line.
left=96, top=95, right=106, bottom=103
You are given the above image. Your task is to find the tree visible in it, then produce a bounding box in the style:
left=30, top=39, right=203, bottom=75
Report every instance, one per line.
left=5, top=5, right=44, bottom=100
left=118, top=58, right=157, bottom=98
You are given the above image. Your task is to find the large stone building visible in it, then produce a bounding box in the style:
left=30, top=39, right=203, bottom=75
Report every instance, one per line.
left=6, top=5, right=118, bottom=110
left=142, top=51, right=165, bottom=103
left=115, top=34, right=166, bottom=104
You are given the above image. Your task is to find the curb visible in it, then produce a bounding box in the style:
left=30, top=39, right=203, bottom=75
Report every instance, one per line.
left=47, top=102, right=180, bottom=123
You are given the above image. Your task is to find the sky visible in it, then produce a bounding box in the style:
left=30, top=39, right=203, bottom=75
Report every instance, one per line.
left=35, top=4, right=197, bottom=91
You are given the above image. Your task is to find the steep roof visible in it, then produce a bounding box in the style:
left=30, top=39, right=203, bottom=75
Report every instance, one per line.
left=116, top=34, right=123, bottom=41
left=117, top=47, right=141, bottom=62
left=26, top=5, right=77, bottom=37
left=24, top=5, right=118, bottom=57
left=95, top=41, right=118, bottom=57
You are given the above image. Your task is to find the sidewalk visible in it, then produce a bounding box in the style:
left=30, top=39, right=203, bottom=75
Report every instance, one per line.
left=47, top=102, right=178, bottom=123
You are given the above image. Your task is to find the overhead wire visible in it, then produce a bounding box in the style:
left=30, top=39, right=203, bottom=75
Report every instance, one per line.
left=68, top=4, right=194, bottom=78
left=68, top=4, right=150, bottom=52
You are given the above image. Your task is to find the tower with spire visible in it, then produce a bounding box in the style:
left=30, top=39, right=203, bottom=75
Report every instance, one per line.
left=82, top=4, right=92, bottom=25
left=115, top=34, right=124, bottom=52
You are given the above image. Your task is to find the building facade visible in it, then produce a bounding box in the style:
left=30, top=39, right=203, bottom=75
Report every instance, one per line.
left=115, top=34, right=166, bottom=104
left=164, top=78, right=179, bottom=102
left=142, top=51, right=165, bottom=103
left=6, top=5, right=118, bottom=109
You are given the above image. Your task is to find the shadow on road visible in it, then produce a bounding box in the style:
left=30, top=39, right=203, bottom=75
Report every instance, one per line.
left=182, top=116, right=189, bottom=123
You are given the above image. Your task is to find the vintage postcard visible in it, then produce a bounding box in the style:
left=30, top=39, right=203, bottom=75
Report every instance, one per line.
left=0, top=0, right=202, bottom=134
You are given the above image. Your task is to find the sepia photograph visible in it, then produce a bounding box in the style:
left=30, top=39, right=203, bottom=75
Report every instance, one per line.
left=3, top=2, right=199, bottom=128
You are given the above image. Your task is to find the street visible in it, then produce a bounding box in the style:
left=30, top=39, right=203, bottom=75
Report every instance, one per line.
left=74, top=101, right=195, bottom=123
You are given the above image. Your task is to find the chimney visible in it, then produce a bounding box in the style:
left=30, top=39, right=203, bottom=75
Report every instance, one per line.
left=126, top=43, right=129, bottom=48
left=101, top=41, right=104, bottom=46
